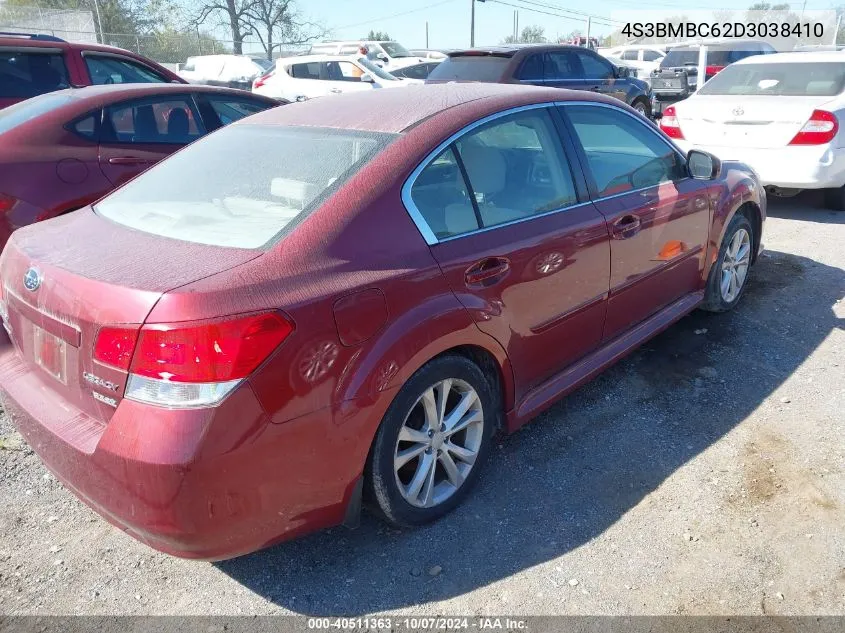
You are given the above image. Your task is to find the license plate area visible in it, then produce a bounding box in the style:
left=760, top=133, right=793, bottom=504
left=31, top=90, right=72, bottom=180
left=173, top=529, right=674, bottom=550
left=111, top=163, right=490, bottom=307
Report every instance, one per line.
left=33, top=325, right=67, bottom=384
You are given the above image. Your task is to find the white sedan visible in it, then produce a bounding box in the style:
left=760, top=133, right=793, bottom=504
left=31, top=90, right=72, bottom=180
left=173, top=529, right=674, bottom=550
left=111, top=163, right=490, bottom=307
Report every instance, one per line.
left=662, top=52, right=845, bottom=210
left=252, top=54, right=420, bottom=103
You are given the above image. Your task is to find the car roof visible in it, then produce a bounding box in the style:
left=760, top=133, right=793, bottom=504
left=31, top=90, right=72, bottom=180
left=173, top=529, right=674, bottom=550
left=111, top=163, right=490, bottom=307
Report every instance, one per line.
left=667, top=39, right=771, bottom=50
left=239, top=82, right=614, bottom=134
left=276, top=54, right=361, bottom=64
left=447, top=44, right=588, bottom=57
left=0, top=35, right=143, bottom=57
left=734, top=51, right=845, bottom=64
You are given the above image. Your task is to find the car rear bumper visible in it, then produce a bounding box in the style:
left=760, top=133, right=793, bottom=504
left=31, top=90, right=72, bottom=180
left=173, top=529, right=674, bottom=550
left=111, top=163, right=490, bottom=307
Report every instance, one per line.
left=674, top=141, right=845, bottom=189
left=0, top=331, right=360, bottom=560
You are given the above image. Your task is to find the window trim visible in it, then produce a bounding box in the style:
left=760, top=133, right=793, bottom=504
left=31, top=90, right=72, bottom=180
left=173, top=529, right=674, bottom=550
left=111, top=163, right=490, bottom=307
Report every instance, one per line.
left=557, top=100, right=690, bottom=202
left=401, top=103, right=587, bottom=246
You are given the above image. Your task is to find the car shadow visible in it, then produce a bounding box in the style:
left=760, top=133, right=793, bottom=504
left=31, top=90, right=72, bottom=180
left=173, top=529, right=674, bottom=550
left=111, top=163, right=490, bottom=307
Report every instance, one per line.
left=216, top=248, right=844, bottom=615
left=767, top=190, right=845, bottom=224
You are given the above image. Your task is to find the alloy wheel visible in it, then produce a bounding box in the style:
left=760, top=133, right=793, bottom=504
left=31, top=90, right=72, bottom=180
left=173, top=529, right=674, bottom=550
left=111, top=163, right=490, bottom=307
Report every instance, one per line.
left=720, top=227, right=751, bottom=303
left=393, top=378, right=484, bottom=508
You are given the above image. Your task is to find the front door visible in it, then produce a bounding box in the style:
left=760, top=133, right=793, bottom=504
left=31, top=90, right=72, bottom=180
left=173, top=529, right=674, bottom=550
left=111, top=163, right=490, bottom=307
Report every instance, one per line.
left=97, top=95, right=204, bottom=187
left=406, top=106, right=611, bottom=399
left=572, top=49, right=628, bottom=103
left=561, top=103, right=712, bottom=341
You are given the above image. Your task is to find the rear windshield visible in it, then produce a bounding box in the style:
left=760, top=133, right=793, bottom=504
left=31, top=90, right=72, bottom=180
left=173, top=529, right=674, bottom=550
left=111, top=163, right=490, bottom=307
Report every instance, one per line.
left=698, top=62, right=845, bottom=96
left=661, top=48, right=761, bottom=68
left=95, top=125, right=396, bottom=249
left=427, top=56, right=510, bottom=82
left=0, top=92, right=74, bottom=135
left=0, top=50, right=70, bottom=99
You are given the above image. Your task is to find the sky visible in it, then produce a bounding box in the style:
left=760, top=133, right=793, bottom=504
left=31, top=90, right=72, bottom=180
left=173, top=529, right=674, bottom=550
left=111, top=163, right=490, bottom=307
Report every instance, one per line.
left=302, top=0, right=840, bottom=50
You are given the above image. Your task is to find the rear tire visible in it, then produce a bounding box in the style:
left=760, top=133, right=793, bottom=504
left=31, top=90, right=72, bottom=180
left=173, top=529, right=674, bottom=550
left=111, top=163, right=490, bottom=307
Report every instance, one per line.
left=366, top=355, right=495, bottom=527
left=823, top=185, right=845, bottom=211
left=700, top=213, right=754, bottom=313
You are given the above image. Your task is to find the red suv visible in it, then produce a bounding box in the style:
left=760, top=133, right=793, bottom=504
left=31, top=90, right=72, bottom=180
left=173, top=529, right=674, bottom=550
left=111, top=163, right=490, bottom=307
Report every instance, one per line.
left=0, top=32, right=185, bottom=109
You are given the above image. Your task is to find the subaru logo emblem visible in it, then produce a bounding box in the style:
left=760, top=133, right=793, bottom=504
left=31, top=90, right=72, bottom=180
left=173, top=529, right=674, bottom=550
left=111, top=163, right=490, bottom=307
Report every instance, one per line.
left=23, top=267, right=41, bottom=292
left=732, top=106, right=744, bottom=116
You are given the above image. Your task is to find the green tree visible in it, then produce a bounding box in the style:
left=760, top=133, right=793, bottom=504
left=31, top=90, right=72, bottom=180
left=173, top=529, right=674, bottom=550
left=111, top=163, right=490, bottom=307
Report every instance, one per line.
left=364, top=29, right=390, bottom=40
left=501, top=24, right=546, bottom=44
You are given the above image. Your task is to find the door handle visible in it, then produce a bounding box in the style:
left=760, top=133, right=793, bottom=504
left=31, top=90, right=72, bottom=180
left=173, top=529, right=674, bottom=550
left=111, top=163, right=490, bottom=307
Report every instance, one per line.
left=612, top=214, right=642, bottom=239
left=108, top=157, right=153, bottom=165
left=465, top=257, right=510, bottom=286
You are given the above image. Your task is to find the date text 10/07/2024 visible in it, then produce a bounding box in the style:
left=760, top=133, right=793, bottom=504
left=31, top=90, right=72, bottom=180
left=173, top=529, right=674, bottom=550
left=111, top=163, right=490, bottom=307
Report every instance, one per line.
left=621, top=21, right=824, bottom=39
left=306, top=617, right=529, bottom=630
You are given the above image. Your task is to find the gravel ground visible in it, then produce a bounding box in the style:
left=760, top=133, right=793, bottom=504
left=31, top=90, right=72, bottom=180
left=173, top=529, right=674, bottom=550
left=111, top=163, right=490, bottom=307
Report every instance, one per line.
left=0, top=193, right=843, bottom=617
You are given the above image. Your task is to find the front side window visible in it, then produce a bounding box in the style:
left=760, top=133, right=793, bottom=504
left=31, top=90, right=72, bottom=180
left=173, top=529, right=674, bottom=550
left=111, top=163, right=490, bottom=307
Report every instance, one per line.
left=358, top=57, right=398, bottom=81
left=576, top=51, right=613, bottom=80
left=409, top=108, right=578, bottom=240
left=324, top=61, right=365, bottom=81
left=103, top=97, right=203, bottom=145
left=85, top=55, right=166, bottom=84
left=643, top=49, right=661, bottom=62
left=565, top=105, right=686, bottom=197
left=0, top=51, right=69, bottom=98
left=95, top=126, right=396, bottom=249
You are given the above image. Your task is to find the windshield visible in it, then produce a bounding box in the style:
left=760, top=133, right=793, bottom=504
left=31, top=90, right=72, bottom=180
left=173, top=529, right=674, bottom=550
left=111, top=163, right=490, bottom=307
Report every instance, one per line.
left=95, top=125, right=397, bottom=249
left=0, top=92, right=74, bottom=135
left=698, top=62, right=845, bottom=96
left=427, top=56, right=510, bottom=82
left=253, top=58, right=273, bottom=71
left=358, top=57, right=397, bottom=81
left=381, top=41, right=412, bottom=58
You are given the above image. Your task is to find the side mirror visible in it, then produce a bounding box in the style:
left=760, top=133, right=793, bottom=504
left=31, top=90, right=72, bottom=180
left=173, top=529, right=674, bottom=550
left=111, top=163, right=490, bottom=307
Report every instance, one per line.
left=379, top=55, right=389, bottom=63
left=360, top=73, right=374, bottom=83
left=688, top=149, right=721, bottom=180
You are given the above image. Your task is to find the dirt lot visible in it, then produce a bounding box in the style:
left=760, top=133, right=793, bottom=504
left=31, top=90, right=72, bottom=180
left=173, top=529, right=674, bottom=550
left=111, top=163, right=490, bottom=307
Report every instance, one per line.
left=0, top=194, right=843, bottom=617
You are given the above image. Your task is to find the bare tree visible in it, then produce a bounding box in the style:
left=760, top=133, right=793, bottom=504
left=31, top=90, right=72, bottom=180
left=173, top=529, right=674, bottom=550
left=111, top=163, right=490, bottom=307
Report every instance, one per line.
left=193, top=0, right=253, bottom=54
left=244, top=0, right=323, bottom=59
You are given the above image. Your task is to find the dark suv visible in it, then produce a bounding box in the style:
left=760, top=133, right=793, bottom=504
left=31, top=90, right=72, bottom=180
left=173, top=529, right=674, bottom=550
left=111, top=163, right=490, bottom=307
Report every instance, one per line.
left=426, top=45, right=653, bottom=116
left=0, top=32, right=185, bottom=109
left=650, top=40, right=776, bottom=114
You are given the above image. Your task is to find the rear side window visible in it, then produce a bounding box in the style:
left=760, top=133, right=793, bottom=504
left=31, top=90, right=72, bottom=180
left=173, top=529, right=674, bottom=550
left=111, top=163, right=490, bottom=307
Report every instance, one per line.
left=95, top=125, right=396, bottom=249
left=289, top=62, right=320, bottom=79
left=71, top=114, right=97, bottom=140
left=518, top=54, right=544, bottom=81
left=0, top=51, right=69, bottom=98
left=565, top=105, right=686, bottom=196
left=621, top=50, right=638, bottom=61
left=427, top=56, right=510, bottom=82
left=103, top=97, right=203, bottom=144
left=85, top=55, right=166, bottom=84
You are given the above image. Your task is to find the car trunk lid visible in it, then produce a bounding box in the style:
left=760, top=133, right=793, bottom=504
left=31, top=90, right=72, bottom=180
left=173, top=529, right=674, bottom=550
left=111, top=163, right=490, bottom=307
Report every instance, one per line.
left=0, top=209, right=261, bottom=423
left=676, top=95, right=837, bottom=148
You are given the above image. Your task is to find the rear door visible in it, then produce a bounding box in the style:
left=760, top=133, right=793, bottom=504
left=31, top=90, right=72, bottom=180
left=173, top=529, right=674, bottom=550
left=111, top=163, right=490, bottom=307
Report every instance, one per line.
left=0, top=47, right=71, bottom=109
left=98, top=94, right=205, bottom=187
left=405, top=106, right=610, bottom=399
left=561, top=103, right=711, bottom=341
left=286, top=61, right=328, bottom=99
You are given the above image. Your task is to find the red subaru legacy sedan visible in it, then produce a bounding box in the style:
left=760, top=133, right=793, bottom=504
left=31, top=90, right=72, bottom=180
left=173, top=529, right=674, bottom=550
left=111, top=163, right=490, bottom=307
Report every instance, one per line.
left=0, top=83, right=279, bottom=249
left=0, top=84, right=765, bottom=560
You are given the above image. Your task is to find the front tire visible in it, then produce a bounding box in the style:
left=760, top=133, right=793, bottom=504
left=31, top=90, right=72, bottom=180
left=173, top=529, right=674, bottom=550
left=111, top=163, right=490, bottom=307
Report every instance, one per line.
left=631, top=97, right=651, bottom=118
left=366, top=355, right=495, bottom=527
left=700, top=213, right=754, bottom=313
left=823, top=185, right=845, bottom=211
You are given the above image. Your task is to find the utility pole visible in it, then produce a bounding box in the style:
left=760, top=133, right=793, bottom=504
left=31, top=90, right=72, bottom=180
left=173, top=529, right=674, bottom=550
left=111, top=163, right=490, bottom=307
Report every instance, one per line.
left=426, top=21, right=429, bottom=48
left=92, top=0, right=104, bottom=44
left=515, top=10, right=519, bottom=42
left=585, top=16, right=591, bottom=46
left=470, top=0, right=475, bottom=47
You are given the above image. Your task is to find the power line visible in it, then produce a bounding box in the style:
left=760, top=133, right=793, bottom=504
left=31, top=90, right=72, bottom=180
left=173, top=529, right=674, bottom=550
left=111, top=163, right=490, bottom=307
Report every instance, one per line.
left=332, top=0, right=461, bottom=32
left=483, top=0, right=621, bottom=27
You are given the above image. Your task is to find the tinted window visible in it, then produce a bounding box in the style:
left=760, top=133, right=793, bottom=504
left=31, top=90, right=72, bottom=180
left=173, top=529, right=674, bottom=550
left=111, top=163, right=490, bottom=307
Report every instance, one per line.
left=0, top=92, right=73, bottom=135
left=71, top=114, right=97, bottom=140
left=207, top=97, right=273, bottom=125
left=661, top=47, right=762, bottom=68
left=396, top=63, right=434, bottom=79
left=0, top=51, right=69, bottom=98
left=621, top=50, right=638, bottom=61
left=381, top=42, right=412, bottom=58
left=642, top=49, right=661, bottom=62
left=454, top=109, right=577, bottom=230
left=85, top=55, right=166, bottom=84
left=427, top=56, right=510, bottom=82
left=519, top=54, right=544, bottom=81
left=576, top=51, right=613, bottom=80
left=104, top=97, right=203, bottom=145
left=565, top=105, right=686, bottom=196
left=323, top=61, right=365, bottom=81
left=411, top=146, right=479, bottom=239
left=289, top=62, right=320, bottom=79
left=96, top=126, right=395, bottom=249
left=545, top=51, right=580, bottom=80
left=698, top=62, right=845, bottom=96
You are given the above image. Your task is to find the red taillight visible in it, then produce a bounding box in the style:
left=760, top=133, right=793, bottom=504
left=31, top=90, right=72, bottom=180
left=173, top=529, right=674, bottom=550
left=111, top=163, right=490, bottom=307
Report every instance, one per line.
left=253, top=70, right=273, bottom=89
left=129, top=312, right=293, bottom=383
left=94, top=326, right=140, bottom=370
left=0, top=193, right=16, bottom=213
left=659, top=106, right=684, bottom=139
left=788, top=109, right=839, bottom=146
left=705, top=65, right=725, bottom=77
